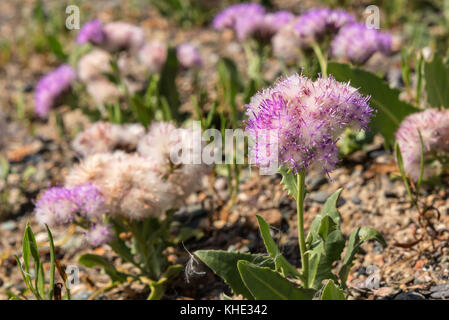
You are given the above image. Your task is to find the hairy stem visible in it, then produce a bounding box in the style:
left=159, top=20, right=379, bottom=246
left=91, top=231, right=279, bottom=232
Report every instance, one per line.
left=296, top=170, right=309, bottom=288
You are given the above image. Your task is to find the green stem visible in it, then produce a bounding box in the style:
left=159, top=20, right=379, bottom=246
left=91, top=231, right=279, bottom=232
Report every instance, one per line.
left=296, top=171, right=309, bottom=288
left=311, top=42, right=328, bottom=78
left=147, top=282, right=166, bottom=300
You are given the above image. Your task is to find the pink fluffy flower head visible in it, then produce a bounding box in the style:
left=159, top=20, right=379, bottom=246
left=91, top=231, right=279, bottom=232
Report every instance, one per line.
left=245, top=74, right=374, bottom=174
left=138, top=41, right=167, bottom=73
left=72, top=121, right=145, bottom=157
left=77, top=19, right=105, bottom=45
left=331, top=23, right=392, bottom=64
left=85, top=223, right=114, bottom=246
left=176, top=43, right=203, bottom=69
left=34, top=65, right=76, bottom=118
left=34, top=184, right=105, bottom=227
left=102, top=22, right=145, bottom=53
left=213, top=3, right=266, bottom=31
left=293, top=8, right=355, bottom=47
left=213, top=4, right=293, bottom=41
left=395, top=109, right=449, bottom=181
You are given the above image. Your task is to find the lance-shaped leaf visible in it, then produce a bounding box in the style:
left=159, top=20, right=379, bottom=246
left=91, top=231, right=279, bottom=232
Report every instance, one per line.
left=195, top=250, right=274, bottom=300
left=78, top=254, right=127, bottom=283
left=256, top=215, right=301, bottom=279
left=339, top=226, right=386, bottom=288
left=321, top=279, right=345, bottom=300
left=424, top=54, right=449, bottom=109
left=306, top=188, right=342, bottom=244
left=237, top=261, right=315, bottom=300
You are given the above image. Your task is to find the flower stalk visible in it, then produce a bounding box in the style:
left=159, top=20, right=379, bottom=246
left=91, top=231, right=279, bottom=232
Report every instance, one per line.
left=296, top=170, right=309, bottom=288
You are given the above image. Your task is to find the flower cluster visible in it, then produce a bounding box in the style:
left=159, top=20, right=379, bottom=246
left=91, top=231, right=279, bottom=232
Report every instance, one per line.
left=34, top=65, right=76, bottom=118
left=395, top=109, right=449, bottom=181
left=76, top=19, right=105, bottom=45
left=138, top=41, right=168, bottom=73
left=65, top=121, right=210, bottom=220
left=213, top=3, right=293, bottom=41
left=73, top=20, right=203, bottom=106
left=245, top=74, right=374, bottom=173
left=72, top=121, right=145, bottom=157
left=34, top=184, right=111, bottom=246
left=291, top=8, right=354, bottom=45
left=176, top=43, right=203, bottom=69
left=331, top=23, right=392, bottom=64
left=78, top=20, right=144, bottom=53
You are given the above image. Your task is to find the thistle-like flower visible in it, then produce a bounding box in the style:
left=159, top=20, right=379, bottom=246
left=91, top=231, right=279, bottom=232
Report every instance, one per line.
left=293, top=8, right=355, bottom=47
left=102, top=22, right=145, bottom=53
left=176, top=44, right=203, bottom=69
left=395, top=109, right=449, bottom=181
left=331, top=23, right=392, bottom=64
left=77, top=19, right=105, bottom=45
left=71, top=183, right=106, bottom=220
left=245, top=74, right=374, bottom=174
left=213, top=3, right=293, bottom=41
left=213, top=3, right=265, bottom=31
left=138, top=41, right=167, bottom=73
left=72, top=121, right=145, bottom=157
left=65, top=151, right=177, bottom=220
left=34, top=65, right=76, bottom=118
left=77, top=49, right=112, bottom=82
left=85, top=223, right=114, bottom=246
left=35, top=187, right=76, bottom=226
left=34, top=184, right=105, bottom=226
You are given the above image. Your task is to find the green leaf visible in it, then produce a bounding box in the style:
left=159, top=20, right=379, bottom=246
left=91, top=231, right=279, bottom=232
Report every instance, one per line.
left=130, top=94, right=152, bottom=126
left=339, top=226, right=386, bottom=288
left=24, top=223, right=44, bottom=299
left=256, top=215, right=301, bottom=279
left=0, top=155, right=10, bottom=180
left=395, top=142, right=415, bottom=203
left=306, top=188, right=343, bottom=244
left=328, top=62, right=419, bottom=148
left=237, top=261, right=315, bottom=300
left=307, top=229, right=345, bottom=289
left=109, top=238, right=136, bottom=267
left=14, top=254, right=39, bottom=299
left=321, top=279, right=345, bottom=300
left=194, top=250, right=274, bottom=300
left=159, top=47, right=180, bottom=120
left=217, top=57, right=243, bottom=128
left=424, top=54, right=449, bottom=109
left=46, top=35, right=67, bottom=61
left=45, top=224, right=56, bottom=300
left=278, top=166, right=297, bottom=200
left=78, top=254, right=127, bottom=283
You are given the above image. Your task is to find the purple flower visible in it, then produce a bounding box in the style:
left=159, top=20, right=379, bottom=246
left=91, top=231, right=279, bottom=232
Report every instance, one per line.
left=293, top=8, right=355, bottom=46
left=213, top=3, right=266, bottom=31
left=138, top=41, right=167, bottom=73
left=213, top=4, right=293, bottom=41
left=176, top=44, right=203, bottom=69
left=253, top=10, right=295, bottom=40
left=326, top=9, right=356, bottom=31
left=76, top=19, right=105, bottom=45
left=34, top=65, right=76, bottom=118
left=34, top=184, right=106, bottom=227
left=245, top=74, right=374, bottom=174
left=395, top=109, right=449, bottom=181
left=85, top=223, right=114, bottom=246
left=331, top=23, right=392, bottom=64
left=35, top=187, right=77, bottom=226
left=71, top=183, right=106, bottom=220
left=294, top=8, right=330, bottom=44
